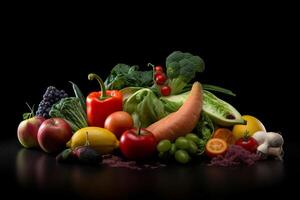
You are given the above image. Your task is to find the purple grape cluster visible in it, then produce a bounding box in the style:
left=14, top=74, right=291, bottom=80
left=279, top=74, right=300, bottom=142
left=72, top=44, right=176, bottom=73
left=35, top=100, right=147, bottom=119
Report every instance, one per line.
left=36, top=86, right=68, bottom=118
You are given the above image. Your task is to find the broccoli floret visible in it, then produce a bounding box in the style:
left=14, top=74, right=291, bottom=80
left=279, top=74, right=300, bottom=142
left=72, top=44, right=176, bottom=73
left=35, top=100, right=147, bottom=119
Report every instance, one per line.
left=166, top=51, right=205, bottom=94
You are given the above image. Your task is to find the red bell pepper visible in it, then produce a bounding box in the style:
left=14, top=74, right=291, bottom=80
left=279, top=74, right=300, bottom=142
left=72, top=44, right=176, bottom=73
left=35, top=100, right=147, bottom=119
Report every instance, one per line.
left=86, top=73, right=123, bottom=127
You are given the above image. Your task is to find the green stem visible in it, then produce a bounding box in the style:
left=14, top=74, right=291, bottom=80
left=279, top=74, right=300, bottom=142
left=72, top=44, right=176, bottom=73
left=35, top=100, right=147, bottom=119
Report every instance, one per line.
left=26, top=102, right=35, bottom=118
left=147, top=63, right=155, bottom=68
left=88, top=73, right=110, bottom=100
left=243, top=131, right=250, bottom=141
left=147, top=63, right=156, bottom=84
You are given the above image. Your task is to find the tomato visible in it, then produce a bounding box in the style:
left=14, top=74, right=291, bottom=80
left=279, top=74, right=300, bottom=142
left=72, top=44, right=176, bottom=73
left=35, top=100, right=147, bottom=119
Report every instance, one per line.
left=213, top=128, right=235, bottom=145
left=154, top=72, right=163, bottom=79
left=155, top=66, right=163, bottom=72
left=235, top=137, right=258, bottom=153
left=155, top=74, right=166, bottom=85
left=160, top=86, right=171, bottom=96
left=104, top=111, right=134, bottom=139
left=205, top=138, right=228, bottom=158
left=232, top=115, right=266, bottom=140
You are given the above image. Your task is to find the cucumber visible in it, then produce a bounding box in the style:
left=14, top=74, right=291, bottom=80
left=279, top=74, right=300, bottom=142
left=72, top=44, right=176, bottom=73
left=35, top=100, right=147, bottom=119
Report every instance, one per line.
left=203, top=90, right=246, bottom=126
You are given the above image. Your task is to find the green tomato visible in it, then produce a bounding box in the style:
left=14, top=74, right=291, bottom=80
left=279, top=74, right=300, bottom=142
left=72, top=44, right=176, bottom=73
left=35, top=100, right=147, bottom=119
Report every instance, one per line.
left=175, top=150, right=190, bottom=164
left=188, top=140, right=198, bottom=154
left=157, top=140, right=172, bottom=152
left=175, top=137, right=189, bottom=150
left=185, top=133, right=201, bottom=145
left=169, top=144, right=177, bottom=155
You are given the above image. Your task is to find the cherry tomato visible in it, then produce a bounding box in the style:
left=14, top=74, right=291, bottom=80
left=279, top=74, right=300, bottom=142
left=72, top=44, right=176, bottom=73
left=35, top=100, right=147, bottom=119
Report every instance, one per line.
left=235, top=137, right=258, bottom=153
left=160, top=86, right=171, bottom=96
left=155, top=74, right=167, bottom=85
left=154, top=72, right=163, bottom=79
left=205, top=138, right=228, bottom=158
left=155, top=66, right=163, bottom=72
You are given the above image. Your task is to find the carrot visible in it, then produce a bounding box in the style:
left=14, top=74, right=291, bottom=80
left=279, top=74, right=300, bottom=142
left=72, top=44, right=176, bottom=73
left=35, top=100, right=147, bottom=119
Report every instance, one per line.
left=213, top=128, right=235, bottom=145
left=147, top=82, right=203, bottom=141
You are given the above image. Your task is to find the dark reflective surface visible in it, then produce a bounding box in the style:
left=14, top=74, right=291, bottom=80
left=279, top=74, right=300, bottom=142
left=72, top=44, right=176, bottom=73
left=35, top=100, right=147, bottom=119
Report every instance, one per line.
left=1, top=139, right=298, bottom=199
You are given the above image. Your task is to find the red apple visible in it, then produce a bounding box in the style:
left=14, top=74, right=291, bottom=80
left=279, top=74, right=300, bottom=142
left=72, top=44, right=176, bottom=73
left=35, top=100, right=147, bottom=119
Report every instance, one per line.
left=17, top=116, right=45, bottom=148
left=37, top=118, right=72, bottom=153
left=119, top=128, right=157, bottom=160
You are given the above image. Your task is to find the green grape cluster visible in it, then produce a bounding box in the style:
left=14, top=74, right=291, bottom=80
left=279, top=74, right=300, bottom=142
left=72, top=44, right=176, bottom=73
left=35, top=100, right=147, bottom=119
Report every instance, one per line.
left=156, top=133, right=201, bottom=164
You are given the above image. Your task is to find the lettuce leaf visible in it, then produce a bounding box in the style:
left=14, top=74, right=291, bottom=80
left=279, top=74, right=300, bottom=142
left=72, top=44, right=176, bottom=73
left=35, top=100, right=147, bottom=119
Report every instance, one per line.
left=123, top=88, right=168, bottom=127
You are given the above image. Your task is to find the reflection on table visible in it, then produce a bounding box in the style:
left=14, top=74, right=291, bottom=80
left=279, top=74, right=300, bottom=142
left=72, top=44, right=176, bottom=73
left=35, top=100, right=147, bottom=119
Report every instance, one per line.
left=16, top=148, right=285, bottom=199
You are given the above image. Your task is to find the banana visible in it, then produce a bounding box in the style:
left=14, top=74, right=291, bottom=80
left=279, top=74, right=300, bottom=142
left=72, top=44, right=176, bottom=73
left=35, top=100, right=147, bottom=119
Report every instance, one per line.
left=66, top=127, right=119, bottom=155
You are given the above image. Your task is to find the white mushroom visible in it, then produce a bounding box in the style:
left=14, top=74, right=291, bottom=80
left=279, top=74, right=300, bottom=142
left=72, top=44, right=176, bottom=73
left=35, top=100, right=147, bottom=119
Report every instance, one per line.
left=252, top=131, right=284, bottom=159
left=252, top=131, right=267, bottom=145
left=268, top=147, right=283, bottom=158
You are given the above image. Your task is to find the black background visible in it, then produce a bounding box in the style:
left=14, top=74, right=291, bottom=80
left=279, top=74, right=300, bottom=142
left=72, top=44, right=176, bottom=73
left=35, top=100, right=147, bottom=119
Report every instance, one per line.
left=5, top=15, right=297, bottom=141
left=1, top=4, right=299, bottom=200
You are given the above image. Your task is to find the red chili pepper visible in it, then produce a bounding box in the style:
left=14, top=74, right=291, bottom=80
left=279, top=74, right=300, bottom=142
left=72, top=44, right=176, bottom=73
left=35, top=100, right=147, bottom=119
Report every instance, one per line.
left=86, top=73, right=123, bottom=127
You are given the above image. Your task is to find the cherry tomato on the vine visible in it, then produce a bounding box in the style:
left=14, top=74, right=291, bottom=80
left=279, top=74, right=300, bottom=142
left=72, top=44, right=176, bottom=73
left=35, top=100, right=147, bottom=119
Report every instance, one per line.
left=155, top=74, right=166, bottom=85
left=160, top=86, right=171, bottom=96
left=155, top=66, right=163, bottom=72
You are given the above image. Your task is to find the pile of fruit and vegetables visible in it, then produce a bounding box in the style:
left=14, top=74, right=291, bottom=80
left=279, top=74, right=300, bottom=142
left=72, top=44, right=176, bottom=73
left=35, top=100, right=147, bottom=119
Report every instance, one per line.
left=17, top=51, right=284, bottom=168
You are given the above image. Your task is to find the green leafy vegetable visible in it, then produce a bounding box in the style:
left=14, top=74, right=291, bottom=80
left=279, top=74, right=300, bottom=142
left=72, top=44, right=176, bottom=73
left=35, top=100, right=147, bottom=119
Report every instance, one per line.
left=123, top=88, right=168, bottom=127
left=166, top=51, right=205, bottom=95
left=49, top=97, right=88, bottom=132
left=69, top=81, right=86, bottom=111
left=120, top=87, right=143, bottom=103
left=104, top=64, right=153, bottom=90
left=194, top=112, right=214, bottom=155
